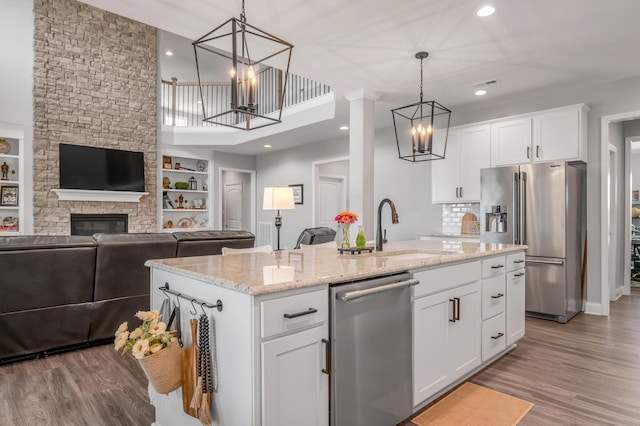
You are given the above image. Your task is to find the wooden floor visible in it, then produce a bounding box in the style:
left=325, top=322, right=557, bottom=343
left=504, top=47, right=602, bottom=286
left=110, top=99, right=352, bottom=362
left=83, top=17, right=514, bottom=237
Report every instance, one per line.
left=1, top=289, right=639, bottom=425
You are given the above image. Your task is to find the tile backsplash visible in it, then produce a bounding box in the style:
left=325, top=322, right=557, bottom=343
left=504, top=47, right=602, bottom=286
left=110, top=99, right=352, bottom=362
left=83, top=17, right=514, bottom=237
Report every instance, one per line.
left=441, top=203, right=480, bottom=234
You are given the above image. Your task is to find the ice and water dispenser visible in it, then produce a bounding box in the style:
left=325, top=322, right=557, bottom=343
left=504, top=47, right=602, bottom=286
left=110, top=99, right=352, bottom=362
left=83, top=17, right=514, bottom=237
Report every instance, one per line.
left=485, top=205, right=507, bottom=233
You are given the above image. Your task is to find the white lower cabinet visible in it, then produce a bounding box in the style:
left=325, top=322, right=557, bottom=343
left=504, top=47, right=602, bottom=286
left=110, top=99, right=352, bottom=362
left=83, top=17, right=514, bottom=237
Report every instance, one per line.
left=262, top=325, right=329, bottom=426
left=412, top=281, right=481, bottom=407
left=506, top=268, right=526, bottom=345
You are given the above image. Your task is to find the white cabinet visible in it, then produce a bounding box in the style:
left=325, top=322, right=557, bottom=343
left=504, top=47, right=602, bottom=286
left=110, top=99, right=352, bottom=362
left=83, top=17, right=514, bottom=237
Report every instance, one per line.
left=260, top=289, right=329, bottom=426
left=480, top=255, right=507, bottom=361
left=432, top=125, right=491, bottom=203
left=412, top=262, right=481, bottom=407
left=489, top=104, right=588, bottom=167
left=160, top=153, right=211, bottom=231
left=506, top=269, right=526, bottom=345
left=262, top=325, right=329, bottom=426
left=0, top=124, right=24, bottom=235
left=490, top=118, right=532, bottom=166
left=532, top=106, right=587, bottom=163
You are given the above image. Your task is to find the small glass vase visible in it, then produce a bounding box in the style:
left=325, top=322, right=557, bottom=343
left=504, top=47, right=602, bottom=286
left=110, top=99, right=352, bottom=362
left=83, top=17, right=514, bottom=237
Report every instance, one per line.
left=356, top=226, right=366, bottom=248
left=341, top=224, right=351, bottom=249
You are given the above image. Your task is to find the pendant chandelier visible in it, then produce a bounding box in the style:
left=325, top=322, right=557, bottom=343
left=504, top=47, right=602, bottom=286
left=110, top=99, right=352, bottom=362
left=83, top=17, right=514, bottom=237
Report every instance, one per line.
left=193, top=0, right=294, bottom=131
left=391, top=52, right=451, bottom=162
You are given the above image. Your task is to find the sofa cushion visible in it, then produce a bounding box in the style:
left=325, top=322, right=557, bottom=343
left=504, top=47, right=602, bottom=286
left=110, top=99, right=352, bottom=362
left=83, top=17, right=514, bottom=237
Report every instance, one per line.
left=93, top=233, right=177, bottom=301
left=173, top=230, right=255, bottom=257
left=0, top=236, right=97, bottom=313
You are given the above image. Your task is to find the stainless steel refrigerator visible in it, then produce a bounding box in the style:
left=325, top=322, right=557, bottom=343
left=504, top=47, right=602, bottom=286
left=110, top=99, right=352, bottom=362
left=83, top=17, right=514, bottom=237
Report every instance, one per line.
left=480, top=162, right=585, bottom=323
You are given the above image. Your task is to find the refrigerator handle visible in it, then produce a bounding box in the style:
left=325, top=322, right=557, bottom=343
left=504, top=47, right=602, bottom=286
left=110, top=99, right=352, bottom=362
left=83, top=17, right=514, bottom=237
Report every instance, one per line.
left=513, top=172, right=519, bottom=244
left=520, top=172, right=527, bottom=245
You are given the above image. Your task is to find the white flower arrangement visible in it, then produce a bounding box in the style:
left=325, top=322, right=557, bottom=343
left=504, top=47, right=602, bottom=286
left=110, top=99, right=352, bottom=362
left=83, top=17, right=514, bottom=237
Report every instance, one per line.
left=114, top=310, right=175, bottom=359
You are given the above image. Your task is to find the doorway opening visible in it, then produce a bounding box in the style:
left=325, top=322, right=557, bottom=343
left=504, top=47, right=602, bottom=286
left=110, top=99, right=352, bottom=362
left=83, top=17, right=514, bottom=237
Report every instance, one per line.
left=313, top=158, right=349, bottom=242
left=219, top=168, right=256, bottom=234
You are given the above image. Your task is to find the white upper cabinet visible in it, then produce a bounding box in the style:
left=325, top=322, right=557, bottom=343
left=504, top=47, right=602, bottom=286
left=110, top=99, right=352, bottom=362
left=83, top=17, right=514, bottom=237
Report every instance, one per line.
left=432, top=125, right=490, bottom=203
left=532, top=106, right=587, bottom=163
left=489, top=104, right=589, bottom=167
left=490, top=118, right=532, bottom=167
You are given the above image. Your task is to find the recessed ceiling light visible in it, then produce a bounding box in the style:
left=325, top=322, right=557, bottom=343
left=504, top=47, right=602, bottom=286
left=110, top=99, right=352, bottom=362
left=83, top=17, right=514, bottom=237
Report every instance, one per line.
left=165, top=50, right=174, bottom=56
left=476, top=6, right=495, bottom=17
left=475, top=90, right=487, bottom=96
left=339, top=126, right=349, bottom=131
left=264, top=144, right=272, bottom=148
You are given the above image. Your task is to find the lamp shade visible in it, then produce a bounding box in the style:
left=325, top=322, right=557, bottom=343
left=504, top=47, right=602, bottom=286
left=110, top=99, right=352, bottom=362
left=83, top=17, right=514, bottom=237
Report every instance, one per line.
left=263, top=187, right=295, bottom=210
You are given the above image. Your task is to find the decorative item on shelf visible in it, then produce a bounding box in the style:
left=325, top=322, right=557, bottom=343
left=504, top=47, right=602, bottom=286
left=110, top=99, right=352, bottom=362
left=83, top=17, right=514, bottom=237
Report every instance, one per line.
left=391, top=52, right=451, bottom=162
left=175, top=181, right=189, bottom=190
left=202, top=182, right=208, bottom=191
left=0, top=138, right=9, bottom=154
left=263, top=187, right=295, bottom=250
left=175, top=162, right=180, bottom=170
left=335, top=211, right=359, bottom=249
left=162, top=192, right=175, bottom=209
left=0, top=216, right=18, bottom=231
left=192, top=198, right=204, bottom=209
left=177, top=217, right=193, bottom=228
left=175, top=194, right=186, bottom=209
left=163, top=156, right=173, bottom=169
left=114, top=310, right=182, bottom=394
left=356, top=226, right=366, bottom=248
left=165, top=220, right=174, bottom=229
left=192, top=0, right=293, bottom=131
left=0, top=186, right=18, bottom=206
left=175, top=162, right=195, bottom=171
left=189, top=176, right=197, bottom=191
left=163, top=177, right=171, bottom=189
left=196, top=160, right=206, bottom=172
left=289, top=184, right=303, bottom=204
left=1, top=161, right=8, bottom=180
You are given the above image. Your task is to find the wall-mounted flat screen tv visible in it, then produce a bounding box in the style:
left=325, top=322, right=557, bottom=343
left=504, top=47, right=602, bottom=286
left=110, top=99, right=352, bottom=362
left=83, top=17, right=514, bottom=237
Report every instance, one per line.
left=59, top=143, right=145, bottom=192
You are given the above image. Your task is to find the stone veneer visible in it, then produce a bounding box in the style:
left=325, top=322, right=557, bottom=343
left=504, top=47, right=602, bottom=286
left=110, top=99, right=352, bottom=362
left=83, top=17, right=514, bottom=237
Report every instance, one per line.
left=32, top=0, right=157, bottom=235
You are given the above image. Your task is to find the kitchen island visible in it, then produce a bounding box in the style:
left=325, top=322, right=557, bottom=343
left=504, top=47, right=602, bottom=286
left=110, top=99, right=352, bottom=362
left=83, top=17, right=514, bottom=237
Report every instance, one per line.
left=145, top=240, right=526, bottom=426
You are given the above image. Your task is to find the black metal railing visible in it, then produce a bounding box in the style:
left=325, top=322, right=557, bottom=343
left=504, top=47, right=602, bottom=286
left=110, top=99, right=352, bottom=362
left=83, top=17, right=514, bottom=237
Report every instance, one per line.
left=161, top=69, right=332, bottom=127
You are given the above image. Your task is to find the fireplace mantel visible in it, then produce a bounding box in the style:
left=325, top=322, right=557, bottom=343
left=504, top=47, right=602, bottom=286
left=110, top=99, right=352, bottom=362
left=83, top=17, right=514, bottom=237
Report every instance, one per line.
left=51, top=189, right=149, bottom=203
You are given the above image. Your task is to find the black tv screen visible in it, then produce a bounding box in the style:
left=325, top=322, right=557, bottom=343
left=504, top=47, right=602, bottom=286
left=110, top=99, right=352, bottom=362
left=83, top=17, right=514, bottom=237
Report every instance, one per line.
left=59, top=144, right=145, bottom=192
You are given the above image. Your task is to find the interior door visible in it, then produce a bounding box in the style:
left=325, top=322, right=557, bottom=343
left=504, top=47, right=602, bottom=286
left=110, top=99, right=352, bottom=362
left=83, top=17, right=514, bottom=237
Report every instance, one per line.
left=224, top=181, right=243, bottom=230
left=316, top=175, right=345, bottom=233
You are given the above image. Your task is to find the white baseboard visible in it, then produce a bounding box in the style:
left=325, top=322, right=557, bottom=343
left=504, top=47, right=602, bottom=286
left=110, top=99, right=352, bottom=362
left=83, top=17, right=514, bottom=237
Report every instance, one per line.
left=584, top=301, right=604, bottom=315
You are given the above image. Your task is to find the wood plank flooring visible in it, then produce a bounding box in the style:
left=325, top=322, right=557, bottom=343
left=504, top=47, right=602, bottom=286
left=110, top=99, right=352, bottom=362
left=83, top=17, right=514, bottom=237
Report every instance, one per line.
left=1, top=289, right=639, bottom=425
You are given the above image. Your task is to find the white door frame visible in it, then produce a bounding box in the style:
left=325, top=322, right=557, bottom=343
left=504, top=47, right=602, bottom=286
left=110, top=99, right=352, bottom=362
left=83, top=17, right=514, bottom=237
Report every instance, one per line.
left=600, top=110, right=640, bottom=316
left=218, top=167, right=256, bottom=235
left=312, top=156, right=349, bottom=226
left=608, top=144, right=619, bottom=301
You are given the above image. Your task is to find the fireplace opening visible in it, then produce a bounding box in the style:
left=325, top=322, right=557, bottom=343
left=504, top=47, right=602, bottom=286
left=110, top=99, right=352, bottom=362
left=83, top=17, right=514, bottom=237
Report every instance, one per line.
left=71, top=214, right=128, bottom=236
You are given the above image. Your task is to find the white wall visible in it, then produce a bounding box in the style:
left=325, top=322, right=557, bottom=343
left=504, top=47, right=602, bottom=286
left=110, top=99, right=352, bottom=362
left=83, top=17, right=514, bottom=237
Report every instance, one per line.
left=0, top=0, right=34, bottom=233
left=444, top=74, right=640, bottom=312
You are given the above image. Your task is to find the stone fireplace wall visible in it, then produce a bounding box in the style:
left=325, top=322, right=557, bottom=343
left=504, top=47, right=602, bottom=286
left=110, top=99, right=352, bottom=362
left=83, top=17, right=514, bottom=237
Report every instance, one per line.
left=32, top=0, right=157, bottom=235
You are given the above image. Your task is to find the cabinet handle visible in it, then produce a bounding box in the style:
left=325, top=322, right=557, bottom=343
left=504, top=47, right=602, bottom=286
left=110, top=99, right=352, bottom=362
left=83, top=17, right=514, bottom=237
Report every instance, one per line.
left=527, top=146, right=530, bottom=159
left=283, top=308, right=317, bottom=319
left=460, top=187, right=464, bottom=198
left=491, top=293, right=505, bottom=299
left=449, top=298, right=456, bottom=322
left=455, top=187, right=459, bottom=198
left=454, top=297, right=461, bottom=321
left=514, top=259, right=525, bottom=264
left=514, top=272, right=525, bottom=277
left=491, top=332, right=505, bottom=340
left=490, top=264, right=504, bottom=269
left=536, top=145, right=540, bottom=158
left=321, top=338, right=330, bottom=375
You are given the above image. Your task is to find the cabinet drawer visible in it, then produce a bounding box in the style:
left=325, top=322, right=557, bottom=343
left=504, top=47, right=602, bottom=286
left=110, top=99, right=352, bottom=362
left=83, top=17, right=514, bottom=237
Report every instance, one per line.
left=261, top=289, right=327, bottom=339
left=506, top=252, right=526, bottom=272
left=481, top=255, right=506, bottom=279
left=413, top=261, right=481, bottom=298
left=482, top=312, right=506, bottom=361
left=482, top=275, right=506, bottom=320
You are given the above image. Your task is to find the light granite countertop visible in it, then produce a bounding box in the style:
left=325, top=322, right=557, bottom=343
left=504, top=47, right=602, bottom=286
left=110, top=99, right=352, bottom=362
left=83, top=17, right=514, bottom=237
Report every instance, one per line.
left=418, top=233, right=481, bottom=240
left=145, top=240, right=525, bottom=295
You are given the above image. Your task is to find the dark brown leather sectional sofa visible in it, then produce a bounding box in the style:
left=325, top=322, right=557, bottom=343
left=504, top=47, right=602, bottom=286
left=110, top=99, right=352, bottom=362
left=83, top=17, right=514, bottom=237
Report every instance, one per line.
left=0, top=230, right=254, bottom=363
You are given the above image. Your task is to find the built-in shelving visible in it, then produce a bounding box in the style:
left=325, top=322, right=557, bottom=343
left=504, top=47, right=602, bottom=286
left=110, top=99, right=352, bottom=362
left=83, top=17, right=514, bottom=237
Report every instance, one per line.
left=0, top=124, right=24, bottom=235
left=160, top=153, right=211, bottom=231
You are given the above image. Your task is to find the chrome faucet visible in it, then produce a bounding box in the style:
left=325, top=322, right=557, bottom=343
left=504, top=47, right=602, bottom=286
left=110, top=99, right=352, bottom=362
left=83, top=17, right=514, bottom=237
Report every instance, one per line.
left=376, top=198, right=399, bottom=251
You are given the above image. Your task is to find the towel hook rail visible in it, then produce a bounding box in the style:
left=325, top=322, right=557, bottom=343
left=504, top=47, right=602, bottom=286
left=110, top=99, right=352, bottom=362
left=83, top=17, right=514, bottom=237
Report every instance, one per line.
left=159, top=283, right=223, bottom=312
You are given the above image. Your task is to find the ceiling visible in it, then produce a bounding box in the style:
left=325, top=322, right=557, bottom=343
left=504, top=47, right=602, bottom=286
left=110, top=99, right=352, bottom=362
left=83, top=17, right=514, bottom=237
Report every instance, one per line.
left=79, top=0, right=640, bottom=155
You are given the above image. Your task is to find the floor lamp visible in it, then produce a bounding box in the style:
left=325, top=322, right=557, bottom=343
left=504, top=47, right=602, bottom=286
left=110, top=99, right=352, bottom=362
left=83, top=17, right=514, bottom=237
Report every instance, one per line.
left=263, top=187, right=295, bottom=250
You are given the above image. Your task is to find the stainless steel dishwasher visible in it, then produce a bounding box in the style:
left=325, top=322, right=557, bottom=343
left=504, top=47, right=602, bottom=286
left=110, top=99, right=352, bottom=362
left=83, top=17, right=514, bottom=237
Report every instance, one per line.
left=330, top=272, right=418, bottom=426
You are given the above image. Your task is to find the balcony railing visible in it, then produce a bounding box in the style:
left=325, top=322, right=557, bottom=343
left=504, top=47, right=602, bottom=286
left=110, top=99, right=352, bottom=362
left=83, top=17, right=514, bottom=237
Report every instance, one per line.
left=161, top=69, right=332, bottom=127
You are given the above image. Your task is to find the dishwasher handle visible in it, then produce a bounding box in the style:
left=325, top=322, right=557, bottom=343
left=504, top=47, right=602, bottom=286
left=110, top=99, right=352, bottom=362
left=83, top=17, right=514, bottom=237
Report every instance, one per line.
left=336, top=278, right=419, bottom=302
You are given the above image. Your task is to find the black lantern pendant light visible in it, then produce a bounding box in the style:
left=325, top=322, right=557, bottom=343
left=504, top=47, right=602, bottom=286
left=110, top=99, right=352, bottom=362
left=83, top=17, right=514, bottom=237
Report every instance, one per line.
left=391, top=52, right=451, bottom=162
left=193, top=0, right=294, bottom=130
